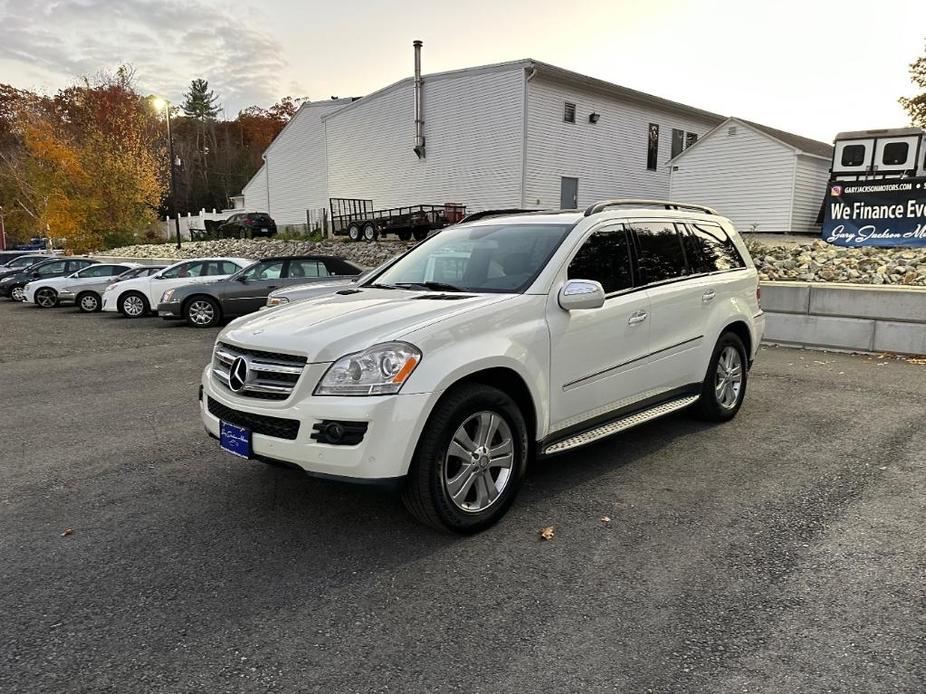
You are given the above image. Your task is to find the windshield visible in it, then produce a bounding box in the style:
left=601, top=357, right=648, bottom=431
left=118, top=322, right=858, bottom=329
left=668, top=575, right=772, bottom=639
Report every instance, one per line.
left=369, top=223, right=573, bottom=293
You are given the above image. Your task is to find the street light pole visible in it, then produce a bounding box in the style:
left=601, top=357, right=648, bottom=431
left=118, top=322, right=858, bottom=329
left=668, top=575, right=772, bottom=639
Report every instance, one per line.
left=164, top=103, right=181, bottom=250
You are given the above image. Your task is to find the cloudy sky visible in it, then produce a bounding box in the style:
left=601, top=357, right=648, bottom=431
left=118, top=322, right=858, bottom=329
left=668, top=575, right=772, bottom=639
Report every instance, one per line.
left=1, top=0, right=923, bottom=141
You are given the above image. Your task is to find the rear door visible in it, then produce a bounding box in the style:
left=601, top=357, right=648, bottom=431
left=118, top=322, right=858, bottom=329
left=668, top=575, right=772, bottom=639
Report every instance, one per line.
left=547, top=224, right=653, bottom=434
left=630, top=219, right=707, bottom=392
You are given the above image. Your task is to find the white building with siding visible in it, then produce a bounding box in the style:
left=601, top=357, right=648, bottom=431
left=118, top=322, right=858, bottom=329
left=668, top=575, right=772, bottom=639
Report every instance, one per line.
left=241, top=58, right=830, bottom=233
left=668, top=117, right=833, bottom=233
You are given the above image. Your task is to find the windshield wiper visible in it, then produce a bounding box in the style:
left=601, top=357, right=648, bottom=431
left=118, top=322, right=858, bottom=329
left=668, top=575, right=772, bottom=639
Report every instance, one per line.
left=393, top=281, right=464, bottom=292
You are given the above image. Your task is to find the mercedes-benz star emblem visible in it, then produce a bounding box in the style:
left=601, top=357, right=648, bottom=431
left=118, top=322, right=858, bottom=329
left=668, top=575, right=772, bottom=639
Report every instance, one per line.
left=228, top=356, right=249, bottom=393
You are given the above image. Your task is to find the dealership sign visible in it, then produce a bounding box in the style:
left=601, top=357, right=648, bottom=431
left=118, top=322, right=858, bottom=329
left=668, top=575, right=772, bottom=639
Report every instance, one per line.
left=822, top=178, right=926, bottom=247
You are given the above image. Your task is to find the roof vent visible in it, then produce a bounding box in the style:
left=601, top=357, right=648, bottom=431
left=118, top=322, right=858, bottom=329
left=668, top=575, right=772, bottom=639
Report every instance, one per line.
left=728, top=125, right=738, bottom=136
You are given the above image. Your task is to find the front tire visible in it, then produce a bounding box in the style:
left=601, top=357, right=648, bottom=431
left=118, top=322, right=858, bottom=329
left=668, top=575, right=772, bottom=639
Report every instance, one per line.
left=691, top=332, right=748, bottom=422
left=35, top=287, right=58, bottom=308
left=76, top=291, right=101, bottom=313
left=185, top=296, right=221, bottom=328
left=10, top=285, right=25, bottom=302
left=402, top=384, right=528, bottom=534
left=119, top=291, right=149, bottom=318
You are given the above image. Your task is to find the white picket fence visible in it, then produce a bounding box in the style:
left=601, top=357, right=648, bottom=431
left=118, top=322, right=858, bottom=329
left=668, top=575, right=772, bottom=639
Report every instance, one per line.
left=159, top=209, right=238, bottom=241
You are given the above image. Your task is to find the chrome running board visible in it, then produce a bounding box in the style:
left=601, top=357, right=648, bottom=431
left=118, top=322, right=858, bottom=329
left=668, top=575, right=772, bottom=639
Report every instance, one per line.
left=543, top=395, right=700, bottom=455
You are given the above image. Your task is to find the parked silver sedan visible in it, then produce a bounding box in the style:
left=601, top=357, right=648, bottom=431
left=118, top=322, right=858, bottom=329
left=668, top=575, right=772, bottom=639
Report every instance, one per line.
left=60, top=264, right=165, bottom=313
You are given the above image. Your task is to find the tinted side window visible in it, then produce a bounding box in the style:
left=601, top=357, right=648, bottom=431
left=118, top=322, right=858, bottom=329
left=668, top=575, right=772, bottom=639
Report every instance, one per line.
left=882, top=142, right=909, bottom=166
left=36, top=261, right=67, bottom=276
left=66, top=260, right=92, bottom=273
left=567, top=228, right=634, bottom=294
left=841, top=144, right=865, bottom=167
left=632, top=222, right=688, bottom=283
left=216, top=261, right=242, bottom=275
left=682, top=223, right=746, bottom=273
left=159, top=263, right=189, bottom=279
left=288, top=259, right=329, bottom=278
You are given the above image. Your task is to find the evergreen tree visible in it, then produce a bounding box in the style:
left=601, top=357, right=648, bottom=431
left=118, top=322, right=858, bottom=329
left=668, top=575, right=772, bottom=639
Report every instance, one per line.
left=181, top=79, right=219, bottom=120
left=899, top=41, right=926, bottom=127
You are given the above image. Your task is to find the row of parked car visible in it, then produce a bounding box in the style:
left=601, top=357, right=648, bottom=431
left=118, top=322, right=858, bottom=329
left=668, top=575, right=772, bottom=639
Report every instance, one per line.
left=0, top=252, right=368, bottom=327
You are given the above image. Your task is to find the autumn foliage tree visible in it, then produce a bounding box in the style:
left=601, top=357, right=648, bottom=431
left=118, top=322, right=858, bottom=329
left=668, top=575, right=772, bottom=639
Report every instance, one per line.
left=899, top=40, right=926, bottom=127
left=0, top=67, right=166, bottom=251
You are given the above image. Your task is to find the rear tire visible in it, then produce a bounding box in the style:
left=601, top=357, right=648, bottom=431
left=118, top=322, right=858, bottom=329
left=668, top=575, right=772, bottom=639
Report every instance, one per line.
left=691, top=332, right=748, bottom=422
left=35, top=287, right=58, bottom=308
left=184, top=296, right=221, bottom=328
left=397, top=230, right=413, bottom=242
left=412, top=228, right=428, bottom=241
left=76, top=291, right=101, bottom=313
left=362, top=222, right=379, bottom=243
left=118, top=291, right=149, bottom=318
left=402, top=384, right=528, bottom=534
left=347, top=224, right=361, bottom=242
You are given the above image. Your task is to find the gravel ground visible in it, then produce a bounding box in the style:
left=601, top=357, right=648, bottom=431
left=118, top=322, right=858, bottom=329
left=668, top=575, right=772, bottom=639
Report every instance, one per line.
left=1, top=301, right=924, bottom=693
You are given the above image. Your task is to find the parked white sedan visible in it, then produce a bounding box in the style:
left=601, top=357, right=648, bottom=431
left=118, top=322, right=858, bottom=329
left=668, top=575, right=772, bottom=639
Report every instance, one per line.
left=102, top=257, right=253, bottom=318
left=24, top=263, right=139, bottom=308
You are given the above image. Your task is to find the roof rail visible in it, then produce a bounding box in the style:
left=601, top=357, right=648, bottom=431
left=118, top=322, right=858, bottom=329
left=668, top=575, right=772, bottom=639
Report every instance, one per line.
left=458, top=208, right=550, bottom=223
left=583, top=199, right=718, bottom=217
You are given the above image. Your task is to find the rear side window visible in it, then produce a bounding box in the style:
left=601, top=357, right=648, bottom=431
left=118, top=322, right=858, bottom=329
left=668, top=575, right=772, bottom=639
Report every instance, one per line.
left=681, top=223, right=746, bottom=273
left=36, top=261, right=67, bottom=276
left=882, top=142, right=909, bottom=166
left=288, top=259, right=330, bottom=279
left=568, top=228, right=634, bottom=294
left=631, top=222, right=688, bottom=283
left=841, top=144, right=865, bottom=167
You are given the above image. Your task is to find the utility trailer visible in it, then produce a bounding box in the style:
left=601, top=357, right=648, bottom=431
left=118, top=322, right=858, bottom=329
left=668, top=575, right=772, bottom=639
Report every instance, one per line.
left=820, top=127, right=926, bottom=247
left=329, top=198, right=466, bottom=242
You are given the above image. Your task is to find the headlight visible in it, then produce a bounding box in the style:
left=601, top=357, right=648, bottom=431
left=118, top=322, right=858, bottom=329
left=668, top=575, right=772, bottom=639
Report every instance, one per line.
left=161, top=289, right=175, bottom=303
left=315, top=342, right=421, bottom=396
left=266, top=295, right=289, bottom=307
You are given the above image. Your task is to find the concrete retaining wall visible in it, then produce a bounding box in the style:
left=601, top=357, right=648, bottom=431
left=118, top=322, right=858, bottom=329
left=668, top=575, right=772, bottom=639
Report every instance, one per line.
left=761, top=281, right=926, bottom=355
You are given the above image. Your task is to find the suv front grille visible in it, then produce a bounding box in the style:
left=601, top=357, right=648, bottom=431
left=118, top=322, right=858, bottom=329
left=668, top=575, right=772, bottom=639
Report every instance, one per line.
left=212, top=341, right=307, bottom=401
left=207, top=397, right=300, bottom=440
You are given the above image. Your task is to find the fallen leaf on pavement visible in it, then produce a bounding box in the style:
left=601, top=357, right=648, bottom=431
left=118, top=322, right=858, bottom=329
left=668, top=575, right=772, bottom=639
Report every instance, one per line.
left=539, top=526, right=555, bottom=541
left=906, top=357, right=926, bottom=365
left=61, top=528, right=73, bottom=537
left=600, top=516, right=611, bottom=524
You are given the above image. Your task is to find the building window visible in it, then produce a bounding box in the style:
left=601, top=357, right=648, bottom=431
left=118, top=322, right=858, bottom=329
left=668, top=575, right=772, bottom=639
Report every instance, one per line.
left=647, top=123, right=659, bottom=170
left=563, top=102, right=576, bottom=123
left=686, top=132, right=698, bottom=148
left=671, top=129, right=685, bottom=158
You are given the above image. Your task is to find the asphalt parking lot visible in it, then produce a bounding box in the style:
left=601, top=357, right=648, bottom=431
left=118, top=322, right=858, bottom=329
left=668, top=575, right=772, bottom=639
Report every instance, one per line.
left=1, top=299, right=924, bottom=693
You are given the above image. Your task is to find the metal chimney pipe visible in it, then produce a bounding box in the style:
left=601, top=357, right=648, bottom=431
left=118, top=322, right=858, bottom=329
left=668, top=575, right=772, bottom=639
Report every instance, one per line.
left=413, top=40, right=425, bottom=159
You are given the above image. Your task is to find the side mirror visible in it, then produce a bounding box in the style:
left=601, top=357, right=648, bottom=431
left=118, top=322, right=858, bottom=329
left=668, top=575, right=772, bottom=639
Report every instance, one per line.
left=237, top=275, right=248, bottom=282
left=559, top=279, right=606, bottom=311
left=31, top=271, right=40, bottom=278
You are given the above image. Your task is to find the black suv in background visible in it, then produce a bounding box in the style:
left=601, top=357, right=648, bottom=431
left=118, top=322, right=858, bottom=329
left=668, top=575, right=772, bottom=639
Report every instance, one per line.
left=216, top=213, right=277, bottom=238
left=0, top=257, right=97, bottom=302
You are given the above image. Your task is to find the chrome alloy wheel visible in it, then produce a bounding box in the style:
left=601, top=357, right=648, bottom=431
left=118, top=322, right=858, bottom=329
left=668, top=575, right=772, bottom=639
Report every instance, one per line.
left=123, top=294, right=145, bottom=317
left=79, top=293, right=99, bottom=311
left=36, top=288, right=57, bottom=308
left=11, top=286, right=25, bottom=302
left=715, top=345, right=743, bottom=409
left=444, top=411, right=514, bottom=513
left=188, top=299, right=215, bottom=326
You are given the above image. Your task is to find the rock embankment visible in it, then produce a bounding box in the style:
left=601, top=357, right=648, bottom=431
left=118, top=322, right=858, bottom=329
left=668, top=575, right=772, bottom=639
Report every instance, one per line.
left=103, top=238, right=926, bottom=286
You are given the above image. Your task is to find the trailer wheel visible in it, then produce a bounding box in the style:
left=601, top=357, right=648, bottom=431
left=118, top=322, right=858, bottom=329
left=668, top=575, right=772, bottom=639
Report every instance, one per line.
left=412, top=228, right=428, bottom=241
left=397, top=231, right=412, bottom=242
left=347, top=224, right=362, bottom=242
left=362, top=222, right=379, bottom=243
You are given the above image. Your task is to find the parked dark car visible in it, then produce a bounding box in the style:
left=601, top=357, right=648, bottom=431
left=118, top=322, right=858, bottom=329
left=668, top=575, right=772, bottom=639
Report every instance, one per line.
left=0, top=257, right=96, bottom=302
left=157, top=255, right=363, bottom=327
left=216, top=212, right=277, bottom=238
left=0, top=254, right=52, bottom=281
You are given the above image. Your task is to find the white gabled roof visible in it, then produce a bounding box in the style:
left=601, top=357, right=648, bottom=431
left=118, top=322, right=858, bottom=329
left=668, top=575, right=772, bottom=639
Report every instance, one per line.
left=668, top=116, right=833, bottom=164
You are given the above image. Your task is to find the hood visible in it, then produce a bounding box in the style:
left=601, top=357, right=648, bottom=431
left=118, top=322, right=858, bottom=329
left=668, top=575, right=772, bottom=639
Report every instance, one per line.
left=220, top=288, right=515, bottom=363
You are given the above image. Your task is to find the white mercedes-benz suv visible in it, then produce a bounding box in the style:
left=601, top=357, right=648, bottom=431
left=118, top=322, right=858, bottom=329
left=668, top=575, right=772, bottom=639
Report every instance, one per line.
left=200, top=201, right=765, bottom=533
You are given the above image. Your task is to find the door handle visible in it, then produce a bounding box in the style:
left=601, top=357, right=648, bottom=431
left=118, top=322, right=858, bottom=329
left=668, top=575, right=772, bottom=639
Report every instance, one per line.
left=702, top=290, right=716, bottom=303
left=628, top=311, right=647, bottom=325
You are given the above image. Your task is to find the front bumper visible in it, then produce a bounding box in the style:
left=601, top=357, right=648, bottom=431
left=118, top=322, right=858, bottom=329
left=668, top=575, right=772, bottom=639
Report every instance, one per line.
left=0, top=281, right=18, bottom=298
left=158, top=301, right=182, bottom=319
left=22, top=285, right=36, bottom=303
left=101, top=293, right=119, bottom=312
left=200, top=366, right=432, bottom=480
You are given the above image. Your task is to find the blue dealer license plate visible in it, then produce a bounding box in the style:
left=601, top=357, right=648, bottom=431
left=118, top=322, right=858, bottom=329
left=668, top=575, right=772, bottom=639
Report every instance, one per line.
left=220, top=421, right=252, bottom=459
